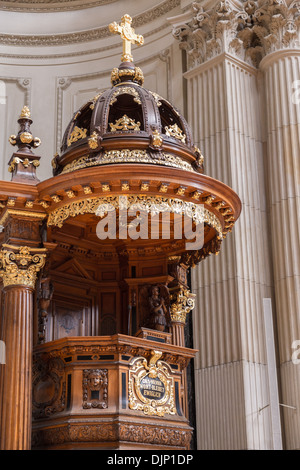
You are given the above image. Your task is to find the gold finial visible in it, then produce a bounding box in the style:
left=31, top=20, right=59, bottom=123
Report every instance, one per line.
left=109, top=14, right=144, bottom=62
left=19, top=105, right=31, bottom=119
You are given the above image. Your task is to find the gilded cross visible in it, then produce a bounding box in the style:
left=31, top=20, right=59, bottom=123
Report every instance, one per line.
left=109, top=14, right=144, bottom=62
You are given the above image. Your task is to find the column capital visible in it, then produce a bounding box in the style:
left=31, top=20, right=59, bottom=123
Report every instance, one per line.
left=0, top=244, right=47, bottom=289
left=170, top=286, right=196, bottom=324
left=171, top=0, right=300, bottom=69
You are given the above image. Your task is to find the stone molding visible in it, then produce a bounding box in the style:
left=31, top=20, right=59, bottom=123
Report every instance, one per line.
left=0, top=0, right=116, bottom=13
left=171, top=0, right=300, bottom=69
left=0, top=0, right=180, bottom=47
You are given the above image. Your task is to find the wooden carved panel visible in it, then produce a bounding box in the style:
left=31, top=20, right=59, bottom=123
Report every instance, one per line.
left=48, top=294, right=92, bottom=341
left=82, top=369, right=108, bottom=409
left=54, top=305, right=82, bottom=339
left=32, top=357, right=66, bottom=419
left=100, top=292, right=116, bottom=335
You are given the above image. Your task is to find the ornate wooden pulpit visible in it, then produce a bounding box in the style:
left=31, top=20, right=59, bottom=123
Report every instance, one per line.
left=0, top=15, right=241, bottom=450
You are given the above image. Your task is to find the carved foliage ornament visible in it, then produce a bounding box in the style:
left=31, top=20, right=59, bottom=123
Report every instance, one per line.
left=67, top=126, right=87, bottom=146
left=128, top=350, right=176, bottom=416
left=60, top=149, right=195, bottom=174
left=8, top=156, right=40, bottom=173
left=0, top=245, right=47, bottom=288
left=46, top=194, right=223, bottom=239
left=164, top=123, right=186, bottom=143
left=109, top=114, right=141, bottom=132
left=32, top=422, right=191, bottom=448
left=172, top=0, right=300, bottom=68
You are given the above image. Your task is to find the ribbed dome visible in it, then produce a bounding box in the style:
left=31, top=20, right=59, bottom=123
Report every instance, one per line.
left=53, top=61, right=204, bottom=176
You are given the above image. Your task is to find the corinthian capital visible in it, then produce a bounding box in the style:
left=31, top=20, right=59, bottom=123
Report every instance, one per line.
left=171, top=0, right=300, bottom=68
left=238, top=0, right=300, bottom=64
left=171, top=0, right=248, bottom=68
left=170, top=286, right=196, bottom=323
left=0, top=245, right=47, bottom=288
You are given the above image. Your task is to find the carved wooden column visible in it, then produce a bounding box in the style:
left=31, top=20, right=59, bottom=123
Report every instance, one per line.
left=170, top=286, right=195, bottom=348
left=0, top=245, right=47, bottom=449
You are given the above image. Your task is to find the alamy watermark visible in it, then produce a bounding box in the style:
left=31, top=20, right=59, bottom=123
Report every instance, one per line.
left=95, top=196, right=205, bottom=250
left=291, top=340, right=300, bottom=365
left=0, top=80, right=6, bottom=105
left=292, top=80, right=300, bottom=105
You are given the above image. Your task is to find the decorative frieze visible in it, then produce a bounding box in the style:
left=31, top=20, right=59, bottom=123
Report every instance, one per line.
left=46, top=194, right=223, bottom=241
left=32, top=421, right=191, bottom=448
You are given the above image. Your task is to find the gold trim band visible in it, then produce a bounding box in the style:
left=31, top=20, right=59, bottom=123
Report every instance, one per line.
left=47, top=194, right=223, bottom=238
left=60, top=149, right=195, bottom=175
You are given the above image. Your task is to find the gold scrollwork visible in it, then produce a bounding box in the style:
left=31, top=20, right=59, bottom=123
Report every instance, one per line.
left=170, top=286, right=196, bottom=324
left=47, top=193, right=223, bottom=239
left=109, top=114, right=140, bottom=132
left=33, top=137, right=41, bottom=148
left=67, top=126, right=87, bottom=146
left=110, top=86, right=141, bottom=105
left=60, top=149, right=195, bottom=175
left=128, top=350, right=176, bottom=417
left=165, top=124, right=186, bottom=143
left=8, top=157, right=40, bottom=173
left=8, top=134, right=17, bottom=146
left=0, top=245, right=47, bottom=288
left=111, top=67, right=144, bottom=86
left=89, top=91, right=104, bottom=110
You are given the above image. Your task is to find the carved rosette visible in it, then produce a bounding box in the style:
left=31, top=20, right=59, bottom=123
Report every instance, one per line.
left=172, top=0, right=300, bottom=68
left=170, top=286, right=196, bottom=324
left=0, top=245, right=47, bottom=288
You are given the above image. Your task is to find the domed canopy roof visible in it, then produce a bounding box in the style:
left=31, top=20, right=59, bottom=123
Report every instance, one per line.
left=54, top=57, right=204, bottom=177
left=2, top=14, right=241, bottom=269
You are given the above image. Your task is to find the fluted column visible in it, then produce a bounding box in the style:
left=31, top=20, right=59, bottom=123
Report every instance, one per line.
left=261, top=50, right=300, bottom=449
left=169, top=285, right=196, bottom=419
left=0, top=245, right=47, bottom=450
left=170, top=0, right=276, bottom=449
left=188, top=53, right=273, bottom=450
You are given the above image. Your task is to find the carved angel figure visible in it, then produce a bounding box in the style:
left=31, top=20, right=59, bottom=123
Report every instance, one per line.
left=139, top=284, right=170, bottom=332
